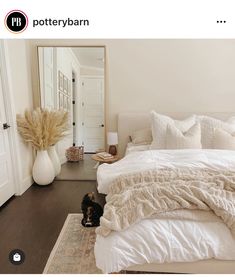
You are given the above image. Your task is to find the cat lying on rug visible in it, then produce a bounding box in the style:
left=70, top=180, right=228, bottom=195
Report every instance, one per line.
left=81, top=192, right=103, bottom=227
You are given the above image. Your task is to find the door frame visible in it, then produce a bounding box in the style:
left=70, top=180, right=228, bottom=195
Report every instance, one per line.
left=0, top=41, right=23, bottom=196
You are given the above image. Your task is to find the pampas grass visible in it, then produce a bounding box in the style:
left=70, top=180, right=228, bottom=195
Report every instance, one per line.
left=17, top=108, right=69, bottom=150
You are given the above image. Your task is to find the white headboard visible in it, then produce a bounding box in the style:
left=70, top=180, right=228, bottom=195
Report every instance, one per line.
left=118, top=112, right=235, bottom=158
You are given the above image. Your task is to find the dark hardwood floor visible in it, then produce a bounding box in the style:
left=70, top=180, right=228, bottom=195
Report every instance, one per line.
left=0, top=180, right=105, bottom=274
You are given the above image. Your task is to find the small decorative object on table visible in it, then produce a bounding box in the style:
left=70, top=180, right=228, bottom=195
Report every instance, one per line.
left=96, top=152, right=113, bottom=160
left=66, top=146, right=84, bottom=162
left=107, top=132, right=118, bottom=155
left=91, top=153, right=118, bottom=168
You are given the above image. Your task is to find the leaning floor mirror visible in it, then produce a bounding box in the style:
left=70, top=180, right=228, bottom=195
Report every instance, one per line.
left=38, top=46, right=106, bottom=165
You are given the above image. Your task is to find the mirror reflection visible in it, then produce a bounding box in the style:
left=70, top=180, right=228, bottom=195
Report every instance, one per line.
left=38, top=47, right=105, bottom=165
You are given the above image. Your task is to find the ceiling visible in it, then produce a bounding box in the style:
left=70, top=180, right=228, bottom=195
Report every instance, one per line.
left=71, top=47, right=105, bottom=69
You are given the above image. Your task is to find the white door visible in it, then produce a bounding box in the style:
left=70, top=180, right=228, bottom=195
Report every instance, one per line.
left=81, top=77, right=104, bottom=152
left=39, top=47, right=55, bottom=109
left=0, top=72, right=15, bottom=206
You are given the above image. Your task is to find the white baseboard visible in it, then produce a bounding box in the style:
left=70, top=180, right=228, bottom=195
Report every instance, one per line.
left=16, top=175, right=34, bottom=196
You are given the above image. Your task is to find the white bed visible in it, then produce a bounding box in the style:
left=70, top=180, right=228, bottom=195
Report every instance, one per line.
left=95, top=112, right=235, bottom=273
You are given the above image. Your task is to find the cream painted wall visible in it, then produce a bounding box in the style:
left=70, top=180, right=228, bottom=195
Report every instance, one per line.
left=29, top=39, right=235, bottom=132
left=4, top=40, right=34, bottom=194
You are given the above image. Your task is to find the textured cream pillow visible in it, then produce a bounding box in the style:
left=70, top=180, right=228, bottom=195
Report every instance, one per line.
left=213, top=128, right=235, bottom=150
left=150, top=111, right=196, bottom=149
left=166, top=123, right=202, bottom=149
left=131, top=128, right=152, bottom=145
left=198, top=115, right=235, bottom=149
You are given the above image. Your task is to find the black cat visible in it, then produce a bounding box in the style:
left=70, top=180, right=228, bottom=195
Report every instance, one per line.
left=81, top=192, right=103, bottom=227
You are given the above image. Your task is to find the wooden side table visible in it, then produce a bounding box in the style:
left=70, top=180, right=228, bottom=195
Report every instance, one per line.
left=91, top=154, right=118, bottom=168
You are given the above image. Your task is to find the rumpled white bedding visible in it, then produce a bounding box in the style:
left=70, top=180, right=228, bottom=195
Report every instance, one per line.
left=97, top=149, right=235, bottom=194
left=95, top=149, right=235, bottom=273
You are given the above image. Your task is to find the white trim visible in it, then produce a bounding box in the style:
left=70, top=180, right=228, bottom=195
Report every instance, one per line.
left=0, top=40, right=23, bottom=195
left=38, top=47, right=45, bottom=107
left=71, top=56, right=81, bottom=146
left=19, top=175, right=34, bottom=196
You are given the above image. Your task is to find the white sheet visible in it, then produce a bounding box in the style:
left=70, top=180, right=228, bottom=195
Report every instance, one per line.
left=95, top=149, right=235, bottom=272
left=97, top=149, right=235, bottom=194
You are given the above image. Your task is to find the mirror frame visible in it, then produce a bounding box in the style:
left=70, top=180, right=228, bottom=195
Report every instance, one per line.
left=36, top=45, right=107, bottom=150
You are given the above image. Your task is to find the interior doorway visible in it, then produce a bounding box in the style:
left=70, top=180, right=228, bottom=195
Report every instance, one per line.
left=0, top=67, right=15, bottom=206
left=80, top=76, right=105, bottom=153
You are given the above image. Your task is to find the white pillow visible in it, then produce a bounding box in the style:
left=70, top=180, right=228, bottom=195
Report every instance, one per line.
left=166, top=123, right=202, bottom=149
left=198, top=116, right=235, bottom=149
left=213, top=128, right=235, bottom=150
left=125, top=142, right=150, bottom=155
left=131, top=128, right=152, bottom=145
left=150, top=111, right=196, bottom=149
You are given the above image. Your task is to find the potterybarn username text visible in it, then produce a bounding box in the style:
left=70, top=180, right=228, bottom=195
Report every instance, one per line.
left=33, top=18, right=89, bottom=27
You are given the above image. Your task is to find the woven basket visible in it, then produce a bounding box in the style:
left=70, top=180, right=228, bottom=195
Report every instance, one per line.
left=66, top=146, right=84, bottom=162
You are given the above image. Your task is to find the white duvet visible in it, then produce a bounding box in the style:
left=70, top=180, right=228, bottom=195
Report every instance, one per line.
left=97, top=149, right=235, bottom=194
left=95, top=149, right=235, bottom=273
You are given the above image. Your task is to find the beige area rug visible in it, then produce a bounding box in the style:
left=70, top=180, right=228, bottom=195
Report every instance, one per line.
left=43, top=214, right=102, bottom=274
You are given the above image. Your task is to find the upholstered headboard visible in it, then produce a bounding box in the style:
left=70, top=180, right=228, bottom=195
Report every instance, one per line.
left=117, top=112, right=235, bottom=158
left=118, top=113, right=151, bottom=157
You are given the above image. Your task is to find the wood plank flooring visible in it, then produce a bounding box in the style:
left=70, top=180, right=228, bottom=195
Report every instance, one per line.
left=0, top=179, right=105, bottom=273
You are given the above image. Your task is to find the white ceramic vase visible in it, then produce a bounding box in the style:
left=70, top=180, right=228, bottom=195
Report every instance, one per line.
left=33, top=150, right=55, bottom=185
left=48, top=145, right=61, bottom=176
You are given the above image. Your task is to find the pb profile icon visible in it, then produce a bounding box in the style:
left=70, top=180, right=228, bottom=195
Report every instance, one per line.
left=5, top=10, right=28, bottom=33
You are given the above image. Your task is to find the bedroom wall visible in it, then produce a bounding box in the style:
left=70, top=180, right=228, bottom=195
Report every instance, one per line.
left=29, top=39, right=235, bottom=132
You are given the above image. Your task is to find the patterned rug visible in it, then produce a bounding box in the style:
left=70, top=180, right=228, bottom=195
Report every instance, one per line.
left=43, top=214, right=102, bottom=274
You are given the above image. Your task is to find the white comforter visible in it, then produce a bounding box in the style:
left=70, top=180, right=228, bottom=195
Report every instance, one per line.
left=95, top=150, right=235, bottom=273
left=97, top=149, right=235, bottom=194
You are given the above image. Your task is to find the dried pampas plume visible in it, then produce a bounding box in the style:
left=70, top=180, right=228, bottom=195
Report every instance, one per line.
left=16, top=108, right=69, bottom=150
